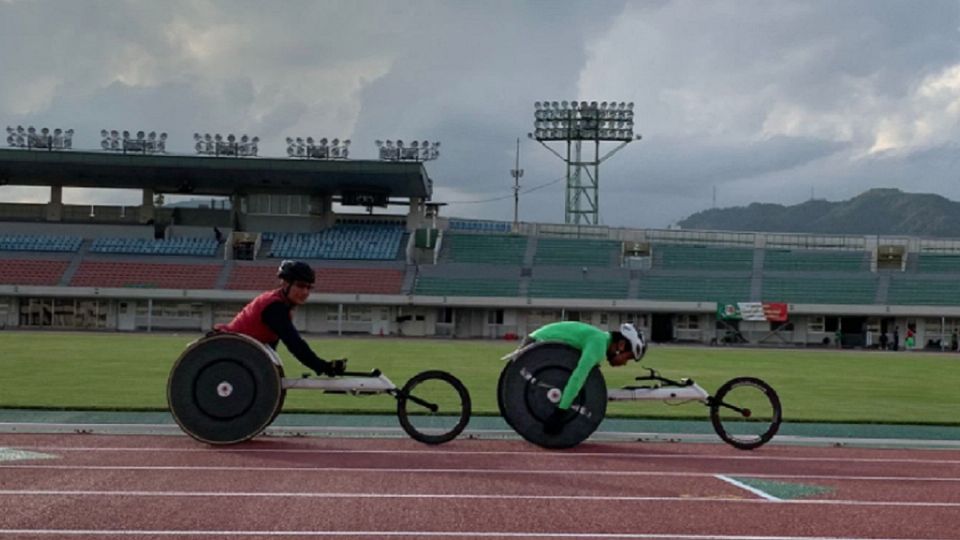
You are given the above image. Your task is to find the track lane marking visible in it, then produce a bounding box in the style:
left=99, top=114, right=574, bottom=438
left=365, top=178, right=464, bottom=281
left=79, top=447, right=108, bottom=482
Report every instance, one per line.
left=0, top=448, right=57, bottom=462
left=0, top=489, right=957, bottom=507
left=8, top=445, right=960, bottom=465
left=1, top=463, right=957, bottom=482
left=0, top=530, right=947, bottom=539
left=715, top=475, right=782, bottom=502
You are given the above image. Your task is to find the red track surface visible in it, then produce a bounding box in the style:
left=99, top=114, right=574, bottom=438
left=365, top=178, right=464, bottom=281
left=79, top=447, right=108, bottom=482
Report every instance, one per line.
left=1, top=433, right=958, bottom=539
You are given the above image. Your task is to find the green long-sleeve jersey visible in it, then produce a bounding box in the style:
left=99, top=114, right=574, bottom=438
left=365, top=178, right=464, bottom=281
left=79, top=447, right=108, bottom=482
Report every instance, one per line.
left=529, top=321, right=611, bottom=410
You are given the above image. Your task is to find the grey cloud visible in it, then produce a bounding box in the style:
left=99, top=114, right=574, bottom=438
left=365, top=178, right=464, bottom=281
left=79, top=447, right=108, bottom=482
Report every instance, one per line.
left=1, top=0, right=958, bottom=231
left=629, top=135, right=850, bottom=196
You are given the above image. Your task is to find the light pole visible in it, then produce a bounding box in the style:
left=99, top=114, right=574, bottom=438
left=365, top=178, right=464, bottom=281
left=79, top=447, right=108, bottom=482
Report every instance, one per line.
left=6, top=125, right=74, bottom=150
left=286, top=137, right=351, bottom=159
left=510, top=137, right=523, bottom=229
left=193, top=133, right=259, bottom=157
left=101, top=129, right=168, bottom=154
left=375, top=140, right=440, bottom=162
left=528, top=101, right=641, bottom=225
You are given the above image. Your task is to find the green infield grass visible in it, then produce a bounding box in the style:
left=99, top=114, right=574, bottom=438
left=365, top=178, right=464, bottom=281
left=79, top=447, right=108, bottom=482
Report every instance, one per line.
left=1, top=330, right=957, bottom=425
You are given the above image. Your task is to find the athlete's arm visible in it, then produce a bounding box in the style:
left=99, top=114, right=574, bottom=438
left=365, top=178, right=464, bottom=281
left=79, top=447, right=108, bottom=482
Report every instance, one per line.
left=557, top=337, right=606, bottom=410
left=261, top=302, right=331, bottom=375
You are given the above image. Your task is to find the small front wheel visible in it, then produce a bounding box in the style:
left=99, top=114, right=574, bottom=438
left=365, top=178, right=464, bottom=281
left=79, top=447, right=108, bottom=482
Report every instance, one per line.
left=709, top=377, right=782, bottom=450
left=396, top=370, right=471, bottom=445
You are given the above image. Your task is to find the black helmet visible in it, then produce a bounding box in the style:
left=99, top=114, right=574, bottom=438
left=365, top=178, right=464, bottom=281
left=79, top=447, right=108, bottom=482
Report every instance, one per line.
left=277, top=260, right=315, bottom=284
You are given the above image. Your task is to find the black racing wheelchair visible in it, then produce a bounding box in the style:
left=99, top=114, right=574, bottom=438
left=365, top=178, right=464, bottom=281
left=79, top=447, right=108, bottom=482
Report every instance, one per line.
left=167, top=332, right=471, bottom=445
left=497, top=342, right=782, bottom=450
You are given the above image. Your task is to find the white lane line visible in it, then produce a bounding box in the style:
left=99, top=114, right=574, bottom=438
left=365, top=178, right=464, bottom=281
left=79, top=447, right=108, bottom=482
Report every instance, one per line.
left=0, top=489, right=958, bottom=507
left=0, top=530, right=943, bottom=539
left=4, top=423, right=959, bottom=450
left=8, top=445, right=960, bottom=465
left=1, top=463, right=957, bottom=482
left=0, top=448, right=57, bottom=463
left=715, top=475, right=782, bottom=502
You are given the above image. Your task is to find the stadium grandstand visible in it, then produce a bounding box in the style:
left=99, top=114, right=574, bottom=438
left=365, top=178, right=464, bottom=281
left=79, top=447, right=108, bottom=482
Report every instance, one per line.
left=4, top=143, right=960, bottom=351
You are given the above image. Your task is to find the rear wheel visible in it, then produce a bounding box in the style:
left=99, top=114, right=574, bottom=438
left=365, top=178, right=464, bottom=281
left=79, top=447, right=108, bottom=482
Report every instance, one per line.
left=396, top=370, right=471, bottom=445
left=709, top=376, right=782, bottom=450
left=498, top=343, right=606, bottom=449
left=168, top=334, right=283, bottom=445
left=497, top=362, right=516, bottom=430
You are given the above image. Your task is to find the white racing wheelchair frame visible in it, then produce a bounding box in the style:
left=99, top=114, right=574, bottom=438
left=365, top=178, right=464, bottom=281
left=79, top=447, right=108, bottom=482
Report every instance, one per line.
left=283, top=367, right=471, bottom=445
left=606, top=368, right=710, bottom=402
left=167, top=332, right=471, bottom=446
left=282, top=370, right=397, bottom=394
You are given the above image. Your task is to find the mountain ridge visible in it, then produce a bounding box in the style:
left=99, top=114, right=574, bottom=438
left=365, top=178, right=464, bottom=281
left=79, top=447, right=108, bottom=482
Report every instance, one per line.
left=677, top=188, right=960, bottom=237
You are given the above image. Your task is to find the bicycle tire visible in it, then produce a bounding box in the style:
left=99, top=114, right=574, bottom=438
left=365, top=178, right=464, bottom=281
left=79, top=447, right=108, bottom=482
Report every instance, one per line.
left=396, top=370, right=471, bottom=445
left=709, top=376, right=782, bottom=450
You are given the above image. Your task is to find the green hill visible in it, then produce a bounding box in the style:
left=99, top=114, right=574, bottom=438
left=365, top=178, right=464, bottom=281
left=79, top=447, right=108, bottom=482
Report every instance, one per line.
left=678, top=188, right=960, bottom=237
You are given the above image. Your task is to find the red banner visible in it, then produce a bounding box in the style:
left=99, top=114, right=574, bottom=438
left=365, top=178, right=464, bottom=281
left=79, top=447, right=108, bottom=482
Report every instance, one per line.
left=762, top=302, right=788, bottom=322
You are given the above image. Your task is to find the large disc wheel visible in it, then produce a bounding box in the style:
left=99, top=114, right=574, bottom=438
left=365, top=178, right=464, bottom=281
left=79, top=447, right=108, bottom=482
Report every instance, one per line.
left=496, top=362, right=516, bottom=431
left=499, top=343, right=607, bottom=449
left=397, top=370, right=471, bottom=445
left=709, top=376, right=782, bottom=450
left=167, top=333, right=284, bottom=445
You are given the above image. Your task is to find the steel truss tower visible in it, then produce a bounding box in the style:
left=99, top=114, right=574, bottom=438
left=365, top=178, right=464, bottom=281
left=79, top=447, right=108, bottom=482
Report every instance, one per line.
left=529, top=101, right=640, bottom=225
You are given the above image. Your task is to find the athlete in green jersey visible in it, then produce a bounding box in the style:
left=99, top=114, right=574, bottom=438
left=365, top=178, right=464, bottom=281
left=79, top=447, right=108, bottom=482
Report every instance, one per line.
left=526, top=321, right=647, bottom=433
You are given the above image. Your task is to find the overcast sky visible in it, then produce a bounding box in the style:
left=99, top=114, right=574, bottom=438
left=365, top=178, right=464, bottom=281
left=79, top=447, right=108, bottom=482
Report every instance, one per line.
left=1, top=0, right=958, bottom=228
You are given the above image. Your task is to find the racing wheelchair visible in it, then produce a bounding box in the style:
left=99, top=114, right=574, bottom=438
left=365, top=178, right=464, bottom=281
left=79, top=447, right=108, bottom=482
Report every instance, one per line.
left=167, top=332, right=471, bottom=445
left=497, top=342, right=781, bottom=450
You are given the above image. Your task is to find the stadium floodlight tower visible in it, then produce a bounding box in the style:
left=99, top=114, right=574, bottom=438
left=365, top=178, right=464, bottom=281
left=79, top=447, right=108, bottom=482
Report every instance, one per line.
left=101, top=129, right=168, bottom=154
left=193, top=133, right=259, bottom=157
left=6, top=125, right=74, bottom=150
left=375, top=140, right=440, bottom=162
left=285, top=137, right=351, bottom=159
left=528, top=101, right=641, bottom=225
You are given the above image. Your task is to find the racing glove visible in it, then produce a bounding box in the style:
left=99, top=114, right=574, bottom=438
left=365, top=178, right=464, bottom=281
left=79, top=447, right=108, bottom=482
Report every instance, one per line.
left=309, top=358, right=346, bottom=378
left=324, top=359, right=348, bottom=377
left=543, top=408, right=567, bottom=435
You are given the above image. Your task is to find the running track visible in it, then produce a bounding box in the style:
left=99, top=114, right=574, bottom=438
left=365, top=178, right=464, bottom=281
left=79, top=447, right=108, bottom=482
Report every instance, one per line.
left=0, top=433, right=958, bottom=539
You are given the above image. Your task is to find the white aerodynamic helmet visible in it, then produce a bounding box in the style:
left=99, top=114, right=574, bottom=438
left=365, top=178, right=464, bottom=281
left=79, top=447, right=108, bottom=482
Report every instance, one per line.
left=619, top=323, right=647, bottom=361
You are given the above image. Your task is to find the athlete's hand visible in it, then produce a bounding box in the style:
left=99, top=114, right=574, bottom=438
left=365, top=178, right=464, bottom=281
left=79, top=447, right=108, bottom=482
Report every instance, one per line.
left=328, top=359, right=348, bottom=376
left=543, top=408, right=566, bottom=435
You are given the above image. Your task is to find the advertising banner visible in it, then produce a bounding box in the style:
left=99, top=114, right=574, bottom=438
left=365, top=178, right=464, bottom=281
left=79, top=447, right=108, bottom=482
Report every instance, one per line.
left=717, top=302, right=789, bottom=322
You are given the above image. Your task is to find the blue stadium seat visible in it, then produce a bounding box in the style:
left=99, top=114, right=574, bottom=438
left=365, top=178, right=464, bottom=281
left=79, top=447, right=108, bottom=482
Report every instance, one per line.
left=0, top=234, right=82, bottom=253
left=267, top=224, right=405, bottom=260
left=90, top=237, right=217, bottom=257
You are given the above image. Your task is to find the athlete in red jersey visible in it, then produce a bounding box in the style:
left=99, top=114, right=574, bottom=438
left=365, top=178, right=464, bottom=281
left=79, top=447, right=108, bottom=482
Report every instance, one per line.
left=218, top=260, right=345, bottom=377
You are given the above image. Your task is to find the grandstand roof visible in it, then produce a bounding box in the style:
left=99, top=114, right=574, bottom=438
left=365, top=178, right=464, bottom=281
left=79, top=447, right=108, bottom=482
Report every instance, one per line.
left=0, top=148, right=432, bottom=199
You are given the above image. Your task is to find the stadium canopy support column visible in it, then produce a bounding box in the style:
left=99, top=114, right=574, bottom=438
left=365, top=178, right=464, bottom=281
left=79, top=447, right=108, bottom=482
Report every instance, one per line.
left=140, top=189, right=155, bottom=224
left=337, top=303, right=343, bottom=336
left=407, top=197, right=425, bottom=229
left=230, top=193, right=244, bottom=231
left=45, top=185, right=63, bottom=221
left=311, top=195, right=335, bottom=227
